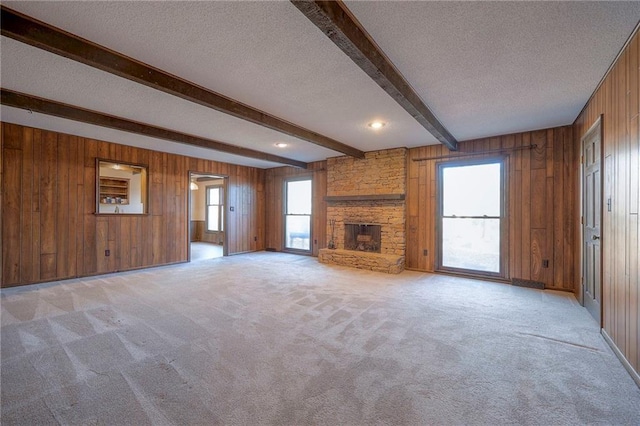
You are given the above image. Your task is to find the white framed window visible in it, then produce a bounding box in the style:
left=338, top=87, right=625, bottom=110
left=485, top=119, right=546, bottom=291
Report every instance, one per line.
left=284, top=178, right=312, bottom=252
left=437, top=158, right=507, bottom=278
left=206, top=185, right=224, bottom=232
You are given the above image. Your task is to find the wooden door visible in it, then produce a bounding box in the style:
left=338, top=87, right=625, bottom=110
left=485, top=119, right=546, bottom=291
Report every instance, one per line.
left=582, top=120, right=602, bottom=325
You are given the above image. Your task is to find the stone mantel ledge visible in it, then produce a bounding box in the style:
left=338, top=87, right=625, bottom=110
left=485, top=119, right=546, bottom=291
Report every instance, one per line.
left=324, top=194, right=405, bottom=202
left=318, top=248, right=404, bottom=274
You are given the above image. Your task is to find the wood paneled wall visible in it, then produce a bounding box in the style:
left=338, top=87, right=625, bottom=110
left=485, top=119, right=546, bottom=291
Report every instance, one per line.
left=264, top=162, right=327, bottom=256
left=574, top=29, right=639, bottom=379
left=406, top=126, right=577, bottom=291
left=1, top=122, right=265, bottom=287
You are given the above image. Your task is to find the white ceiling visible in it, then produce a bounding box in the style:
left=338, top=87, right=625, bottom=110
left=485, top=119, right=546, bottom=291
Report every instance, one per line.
left=345, top=1, right=640, bottom=141
left=1, top=1, right=639, bottom=169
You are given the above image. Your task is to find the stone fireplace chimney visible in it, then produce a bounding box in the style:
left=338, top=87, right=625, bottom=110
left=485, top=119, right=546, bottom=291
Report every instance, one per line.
left=318, top=148, right=406, bottom=273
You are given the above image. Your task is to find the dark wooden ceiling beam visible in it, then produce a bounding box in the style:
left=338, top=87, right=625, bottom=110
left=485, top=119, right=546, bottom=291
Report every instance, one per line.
left=0, top=6, right=365, bottom=159
left=1, top=89, right=308, bottom=169
left=291, top=0, right=459, bottom=151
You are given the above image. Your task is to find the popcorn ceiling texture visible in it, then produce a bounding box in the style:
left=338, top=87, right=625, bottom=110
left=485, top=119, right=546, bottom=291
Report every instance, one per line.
left=2, top=1, right=638, bottom=166
left=325, top=149, right=406, bottom=272
left=1, top=1, right=436, bottom=166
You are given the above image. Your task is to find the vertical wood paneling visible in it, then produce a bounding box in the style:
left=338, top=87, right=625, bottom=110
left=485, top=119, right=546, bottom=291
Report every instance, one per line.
left=83, top=139, right=97, bottom=275
left=530, top=168, right=547, bottom=228
left=227, top=166, right=239, bottom=254
left=521, top=132, right=532, bottom=281
left=553, top=129, right=565, bottom=288
left=406, top=126, right=577, bottom=290
left=40, top=131, right=57, bottom=259
left=20, top=127, right=35, bottom=283
left=2, top=143, right=22, bottom=285
left=1, top=122, right=265, bottom=287
left=574, top=28, right=640, bottom=379
left=96, top=218, right=109, bottom=273
left=565, top=127, right=577, bottom=291
left=31, top=130, right=42, bottom=281
left=68, top=136, right=80, bottom=278
left=56, top=134, right=71, bottom=279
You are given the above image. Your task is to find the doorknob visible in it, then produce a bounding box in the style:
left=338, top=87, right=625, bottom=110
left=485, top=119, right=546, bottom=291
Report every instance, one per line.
left=592, top=235, right=600, bottom=240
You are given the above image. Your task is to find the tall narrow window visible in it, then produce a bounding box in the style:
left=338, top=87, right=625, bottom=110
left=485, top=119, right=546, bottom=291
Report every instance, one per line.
left=437, top=159, right=506, bottom=277
left=206, top=185, right=224, bottom=232
left=284, top=178, right=312, bottom=252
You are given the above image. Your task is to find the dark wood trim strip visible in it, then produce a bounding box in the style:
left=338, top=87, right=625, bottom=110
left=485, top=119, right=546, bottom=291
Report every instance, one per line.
left=324, top=194, right=405, bottom=202
left=290, top=0, right=458, bottom=151
left=0, top=6, right=365, bottom=159
left=1, top=89, right=308, bottom=169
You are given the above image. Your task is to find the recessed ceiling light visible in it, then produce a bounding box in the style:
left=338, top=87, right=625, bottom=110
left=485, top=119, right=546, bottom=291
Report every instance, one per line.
left=275, top=142, right=288, bottom=148
left=368, top=121, right=386, bottom=129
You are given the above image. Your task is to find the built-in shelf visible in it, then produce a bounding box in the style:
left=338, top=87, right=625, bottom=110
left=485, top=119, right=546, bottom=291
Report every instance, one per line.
left=99, top=177, right=129, bottom=204
left=324, top=194, right=405, bottom=202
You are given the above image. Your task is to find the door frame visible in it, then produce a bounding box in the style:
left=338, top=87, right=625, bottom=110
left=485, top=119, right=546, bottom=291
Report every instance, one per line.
left=579, top=115, right=603, bottom=326
left=187, top=171, right=229, bottom=261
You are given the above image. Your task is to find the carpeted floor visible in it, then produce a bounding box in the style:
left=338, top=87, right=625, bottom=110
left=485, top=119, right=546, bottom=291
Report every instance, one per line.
left=1, top=252, right=639, bottom=425
left=191, top=242, right=224, bottom=262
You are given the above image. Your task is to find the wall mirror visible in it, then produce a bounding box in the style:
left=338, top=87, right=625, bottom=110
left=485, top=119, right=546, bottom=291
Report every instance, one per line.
left=97, top=159, right=148, bottom=214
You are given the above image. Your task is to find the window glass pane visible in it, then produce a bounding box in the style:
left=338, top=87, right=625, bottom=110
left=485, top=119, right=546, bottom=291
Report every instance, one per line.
left=207, top=206, right=219, bottom=231
left=442, top=218, right=500, bottom=272
left=285, top=215, right=310, bottom=250
left=442, top=163, right=501, bottom=217
left=286, top=180, right=312, bottom=214
left=220, top=209, right=224, bottom=232
left=208, top=187, right=219, bottom=205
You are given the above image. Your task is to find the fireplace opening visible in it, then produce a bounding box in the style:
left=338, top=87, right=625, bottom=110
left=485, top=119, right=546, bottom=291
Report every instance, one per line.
left=344, top=223, right=381, bottom=253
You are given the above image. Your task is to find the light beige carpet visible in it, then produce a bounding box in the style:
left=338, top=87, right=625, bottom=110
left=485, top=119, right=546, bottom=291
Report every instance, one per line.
left=1, top=252, right=639, bottom=425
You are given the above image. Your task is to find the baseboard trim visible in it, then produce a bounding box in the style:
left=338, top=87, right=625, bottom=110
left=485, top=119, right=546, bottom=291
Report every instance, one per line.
left=601, top=329, right=640, bottom=388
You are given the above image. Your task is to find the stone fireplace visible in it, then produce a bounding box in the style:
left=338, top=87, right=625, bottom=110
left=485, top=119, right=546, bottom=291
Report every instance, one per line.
left=318, top=148, right=406, bottom=274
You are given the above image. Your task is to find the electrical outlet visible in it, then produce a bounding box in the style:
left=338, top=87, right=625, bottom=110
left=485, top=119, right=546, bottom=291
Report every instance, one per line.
left=105, top=249, right=110, bottom=257
left=254, top=236, right=257, bottom=242
left=542, top=259, right=549, bottom=268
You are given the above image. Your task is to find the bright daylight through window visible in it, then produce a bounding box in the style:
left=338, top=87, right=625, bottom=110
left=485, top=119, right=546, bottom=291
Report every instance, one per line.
left=206, top=186, right=224, bottom=232
left=439, top=160, right=504, bottom=276
left=285, top=179, right=312, bottom=252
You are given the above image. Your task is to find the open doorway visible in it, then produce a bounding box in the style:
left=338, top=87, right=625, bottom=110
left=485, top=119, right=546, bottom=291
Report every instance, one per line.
left=189, top=172, right=227, bottom=261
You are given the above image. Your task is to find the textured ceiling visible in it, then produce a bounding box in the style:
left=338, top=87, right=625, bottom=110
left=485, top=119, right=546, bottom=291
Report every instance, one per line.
left=345, top=0, right=640, bottom=141
left=1, top=1, right=639, bottom=168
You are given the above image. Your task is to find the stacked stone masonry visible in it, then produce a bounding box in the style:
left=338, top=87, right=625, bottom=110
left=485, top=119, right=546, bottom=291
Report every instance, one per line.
left=327, top=148, right=406, bottom=196
left=324, top=148, right=406, bottom=273
left=319, top=249, right=404, bottom=274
